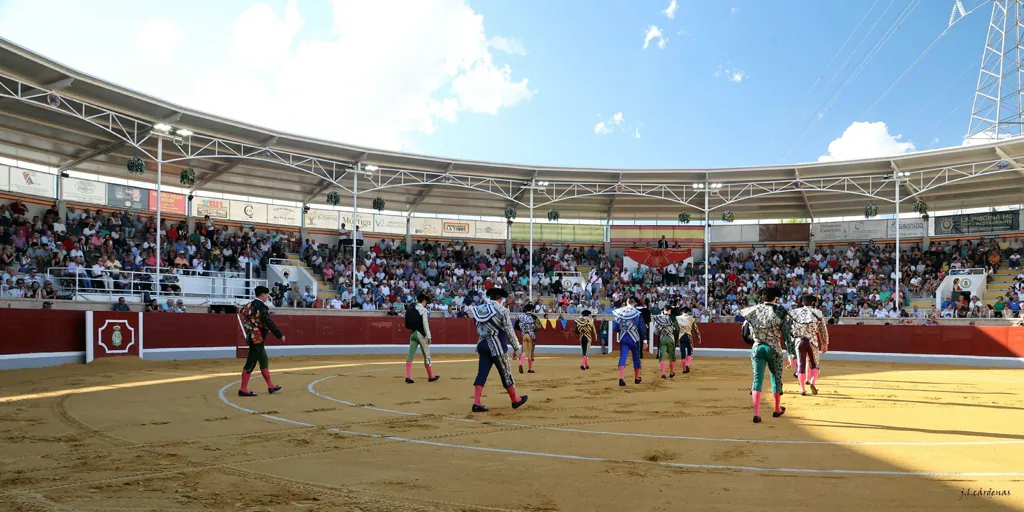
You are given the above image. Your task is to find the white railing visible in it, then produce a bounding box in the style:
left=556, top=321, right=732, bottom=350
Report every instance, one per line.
left=46, top=267, right=266, bottom=304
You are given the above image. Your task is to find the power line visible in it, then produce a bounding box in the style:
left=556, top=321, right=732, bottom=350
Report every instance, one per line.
left=767, top=0, right=882, bottom=146
left=859, top=22, right=956, bottom=119
left=781, top=0, right=921, bottom=161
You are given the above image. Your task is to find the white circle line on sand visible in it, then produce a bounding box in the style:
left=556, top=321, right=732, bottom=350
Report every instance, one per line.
left=308, top=375, right=1024, bottom=447
left=216, top=380, right=1024, bottom=478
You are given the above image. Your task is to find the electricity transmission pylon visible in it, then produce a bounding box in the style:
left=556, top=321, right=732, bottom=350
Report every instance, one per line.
left=954, top=0, right=1024, bottom=144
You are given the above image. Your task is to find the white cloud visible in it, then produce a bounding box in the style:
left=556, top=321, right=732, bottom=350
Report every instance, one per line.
left=731, top=7, right=741, bottom=15
left=634, top=128, right=642, bottom=139
left=932, top=137, right=940, bottom=145
left=818, top=121, right=916, bottom=162
left=0, top=0, right=535, bottom=151
left=232, top=0, right=304, bottom=67
left=643, top=25, right=667, bottom=49
left=594, top=111, right=627, bottom=136
left=715, top=64, right=746, bottom=83
left=664, top=0, right=678, bottom=19
left=489, top=36, right=527, bottom=56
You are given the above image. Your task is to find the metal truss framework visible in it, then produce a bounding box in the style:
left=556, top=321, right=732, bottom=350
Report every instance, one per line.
left=1, top=71, right=1019, bottom=218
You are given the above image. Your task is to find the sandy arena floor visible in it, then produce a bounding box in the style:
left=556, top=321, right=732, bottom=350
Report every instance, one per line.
left=1, top=354, right=1023, bottom=511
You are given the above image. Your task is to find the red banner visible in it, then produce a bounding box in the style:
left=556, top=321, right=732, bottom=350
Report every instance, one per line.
left=624, top=248, right=692, bottom=269
left=148, top=190, right=187, bottom=215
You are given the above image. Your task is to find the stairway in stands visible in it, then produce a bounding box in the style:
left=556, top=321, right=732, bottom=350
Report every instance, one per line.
left=283, top=253, right=336, bottom=298
left=983, top=267, right=1019, bottom=306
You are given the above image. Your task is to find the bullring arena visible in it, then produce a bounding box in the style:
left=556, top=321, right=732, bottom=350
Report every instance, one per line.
left=2, top=313, right=1024, bottom=511
left=2, top=27, right=1024, bottom=511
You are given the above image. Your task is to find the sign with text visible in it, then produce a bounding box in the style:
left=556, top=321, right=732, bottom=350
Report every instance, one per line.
left=340, top=213, right=373, bottom=232
left=443, top=220, right=475, bottom=238
left=8, top=167, right=55, bottom=198
left=192, top=198, right=229, bottom=219
left=106, top=184, right=149, bottom=210
left=148, top=191, right=187, bottom=215
left=371, top=214, right=405, bottom=235
left=229, top=200, right=268, bottom=224
left=305, top=208, right=340, bottom=230
left=935, top=211, right=1020, bottom=235
left=411, top=217, right=442, bottom=237
left=62, top=177, right=106, bottom=205
left=811, top=222, right=848, bottom=241
left=267, top=205, right=301, bottom=226
left=476, top=220, right=506, bottom=240
left=886, top=218, right=927, bottom=238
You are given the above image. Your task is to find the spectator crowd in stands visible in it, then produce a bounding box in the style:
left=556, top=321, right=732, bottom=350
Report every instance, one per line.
left=1, top=196, right=1022, bottom=323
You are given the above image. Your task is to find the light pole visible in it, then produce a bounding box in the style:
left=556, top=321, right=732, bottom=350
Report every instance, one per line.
left=889, top=171, right=910, bottom=312
left=151, top=123, right=192, bottom=296
left=522, top=180, right=548, bottom=301
left=694, top=182, right=722, bottom=314
left=352, top=163, right=378, bottom=293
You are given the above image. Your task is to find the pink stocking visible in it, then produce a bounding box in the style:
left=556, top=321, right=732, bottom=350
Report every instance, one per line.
left=809, top=368, right=820, bottom=385
left=240, top=371, right=251, bottom=393
left=773, top=392, right=782, bottom=413
left=618, top=366, right=625, bottom=380
left=424, top=364, right=434, bottom=379
left=405, top=361, right=413, bottom=379
left=798, top=373, right=807, bottom=393
left=260, top=368, right=275, bottom=388
left=751, top=390, right=761, bottom=417
left=659, top=360, right=666, bottom=375
left=473, top=385, right=484, bottom=406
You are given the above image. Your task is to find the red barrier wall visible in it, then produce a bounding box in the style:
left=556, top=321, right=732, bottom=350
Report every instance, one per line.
left=1, top=309, right=1022, bottom=359
left=0, top=310, right=84, bottom=355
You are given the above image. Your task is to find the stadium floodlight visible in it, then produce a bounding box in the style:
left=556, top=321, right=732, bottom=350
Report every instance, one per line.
left=176, top=129, right=193, bottom=137
left=363, top=164, right=379, bottom=172
left=153, top=123, right=172, bottom=133
left=709, top=182, right=724, bottom=189
left=536, top=180, right=549, bottom=186
left=693, top=183, right=705, bottom=189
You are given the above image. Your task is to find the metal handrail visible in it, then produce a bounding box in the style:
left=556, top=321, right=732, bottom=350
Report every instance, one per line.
left=45, top=267, right=266, bottom=301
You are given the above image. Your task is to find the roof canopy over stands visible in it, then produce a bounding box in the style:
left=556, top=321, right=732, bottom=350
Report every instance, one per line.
left=1, top=37, right=1024, bottom=222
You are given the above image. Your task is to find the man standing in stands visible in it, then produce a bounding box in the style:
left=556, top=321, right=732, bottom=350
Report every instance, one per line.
left=237, top=285, right=285, bottom=397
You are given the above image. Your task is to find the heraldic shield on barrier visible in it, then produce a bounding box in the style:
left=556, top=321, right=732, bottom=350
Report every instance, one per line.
left=85, top=311, right=143, bottom=363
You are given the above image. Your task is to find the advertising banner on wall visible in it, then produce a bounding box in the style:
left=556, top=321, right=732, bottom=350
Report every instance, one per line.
left=192, top=198, right=229, bottom=220
left=847, top=220, right=888, bottom=240
left=411, top=217, right=443, bottom=237
left=106, top=184, right=149, bottom=210
left=267, top=205, right=301, bottom=226
left=8, top=167, right=55, bottom=198
left=229, top=200, right=268, bottom=224
left=371, top=214, right=405, bottom=234
left=340, top=213, right=373, bottom=232
left=886, top=218, right=927, bottom=238
left=811, top=222, right=847, bottom=241
left=442, top=220, right=475, bottom=238
left=0, top=165, right=10, bottom=191
left=305, top=209, right=340, bottom=230
left=62, top=177, right=107, bottom=205
left=934, top=211, right=1020, bottom=235
left=476, top=220, right=507, bottom=239
left=148, top=191, right=187, bottom=215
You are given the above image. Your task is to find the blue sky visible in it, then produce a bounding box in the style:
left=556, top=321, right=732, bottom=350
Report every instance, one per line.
left=0, top=0, right=991, bottom=169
